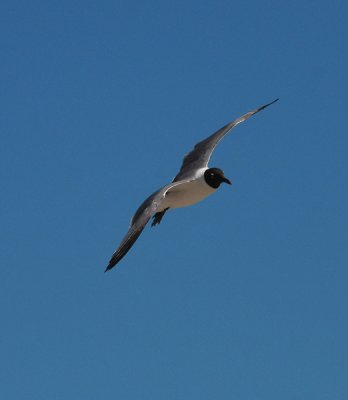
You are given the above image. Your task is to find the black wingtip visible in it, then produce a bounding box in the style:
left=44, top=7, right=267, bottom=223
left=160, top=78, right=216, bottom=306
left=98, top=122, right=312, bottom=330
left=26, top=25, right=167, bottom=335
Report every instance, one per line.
left=259, top=98, right=279, bottom=111
left=104, top=262, right=115, bottom=273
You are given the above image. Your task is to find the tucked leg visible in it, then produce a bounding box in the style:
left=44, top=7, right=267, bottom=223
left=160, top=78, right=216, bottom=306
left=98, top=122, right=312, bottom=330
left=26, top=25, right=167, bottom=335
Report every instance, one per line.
left=151, top=207, right=169, bottom=227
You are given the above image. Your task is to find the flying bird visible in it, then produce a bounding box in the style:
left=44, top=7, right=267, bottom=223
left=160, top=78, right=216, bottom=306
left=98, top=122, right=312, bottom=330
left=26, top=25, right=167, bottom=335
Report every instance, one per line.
left=105, top=99, right=278, bottom=271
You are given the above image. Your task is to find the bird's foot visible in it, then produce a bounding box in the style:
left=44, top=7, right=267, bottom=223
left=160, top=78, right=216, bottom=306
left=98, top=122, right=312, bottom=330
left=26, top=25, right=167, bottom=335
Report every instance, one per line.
left=151, top=208, right=169, bottom=227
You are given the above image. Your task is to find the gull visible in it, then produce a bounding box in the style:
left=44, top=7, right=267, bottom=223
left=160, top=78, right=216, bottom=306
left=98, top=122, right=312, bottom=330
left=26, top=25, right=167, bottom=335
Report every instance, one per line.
left=105, top=99, right=278, bottom=271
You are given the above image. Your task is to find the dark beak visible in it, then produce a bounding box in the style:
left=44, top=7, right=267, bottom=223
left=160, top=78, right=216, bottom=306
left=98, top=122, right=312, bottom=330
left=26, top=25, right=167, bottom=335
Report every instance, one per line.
left=222, top=176, right=232, bottom=185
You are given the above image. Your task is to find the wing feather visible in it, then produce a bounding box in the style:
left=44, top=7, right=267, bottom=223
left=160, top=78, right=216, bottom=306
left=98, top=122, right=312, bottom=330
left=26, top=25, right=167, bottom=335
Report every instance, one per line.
left=105, top=179, right=193, bottom=271
left=105, top=225, right=147, bottom=271
left=173, top=99, right=278, bottom=182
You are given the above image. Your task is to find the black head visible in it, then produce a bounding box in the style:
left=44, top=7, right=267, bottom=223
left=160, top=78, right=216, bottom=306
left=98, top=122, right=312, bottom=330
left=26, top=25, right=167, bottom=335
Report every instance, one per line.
left=204, top=167, right=232, bottom=189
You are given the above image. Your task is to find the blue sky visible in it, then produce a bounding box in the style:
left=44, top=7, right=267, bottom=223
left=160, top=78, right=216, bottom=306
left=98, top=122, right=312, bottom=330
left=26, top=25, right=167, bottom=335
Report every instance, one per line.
left=1, top=0, right=347, bottom=399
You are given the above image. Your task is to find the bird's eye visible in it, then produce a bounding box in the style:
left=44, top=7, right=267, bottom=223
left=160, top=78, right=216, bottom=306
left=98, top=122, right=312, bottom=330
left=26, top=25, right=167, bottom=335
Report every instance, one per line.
left=210, top=172, right=214, bottom=176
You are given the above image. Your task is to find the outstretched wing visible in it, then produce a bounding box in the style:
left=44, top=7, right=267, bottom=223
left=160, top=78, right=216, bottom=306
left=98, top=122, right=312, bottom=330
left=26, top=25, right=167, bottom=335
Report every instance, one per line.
left=105, top=225, right=147, bottom=272
left=173, top=99, right=278, bottom=182
left=105, top=179, right=193, bottom=271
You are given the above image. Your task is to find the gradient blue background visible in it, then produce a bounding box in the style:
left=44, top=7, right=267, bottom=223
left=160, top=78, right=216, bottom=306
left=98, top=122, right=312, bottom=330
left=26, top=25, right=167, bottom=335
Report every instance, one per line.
left=1, top=1, right=347, bottom=399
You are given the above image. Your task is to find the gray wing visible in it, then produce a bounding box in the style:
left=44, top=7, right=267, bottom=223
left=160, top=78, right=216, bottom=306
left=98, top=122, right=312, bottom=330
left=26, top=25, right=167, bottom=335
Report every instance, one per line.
left=173, top=99, right=279, bottom=182
left=105, top=179, right=193, bottom=271
left=105, top=223, right=148, bottom=272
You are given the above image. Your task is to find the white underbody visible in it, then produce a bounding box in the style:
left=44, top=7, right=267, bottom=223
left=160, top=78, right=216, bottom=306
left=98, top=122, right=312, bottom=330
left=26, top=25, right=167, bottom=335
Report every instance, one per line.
left=160, top=168, right=216, bottom=211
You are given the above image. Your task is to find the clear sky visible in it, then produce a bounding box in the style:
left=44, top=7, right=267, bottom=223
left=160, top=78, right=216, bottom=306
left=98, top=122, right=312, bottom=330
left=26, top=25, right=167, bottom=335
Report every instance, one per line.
left=1, top=0, right=347, bottom=399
